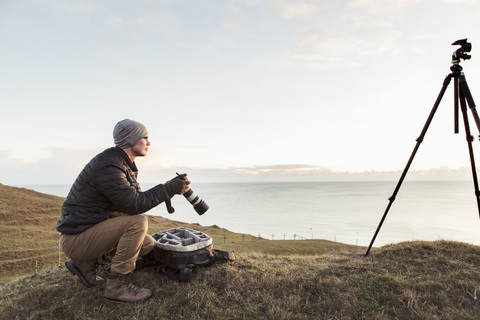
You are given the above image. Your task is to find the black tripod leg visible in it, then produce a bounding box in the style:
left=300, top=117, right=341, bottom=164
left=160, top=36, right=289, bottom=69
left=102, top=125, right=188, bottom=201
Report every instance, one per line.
left=459, top=74, right=480, bottom=133
left=364, top=74, right=453, bottom=256
left=458, top=87, right=480, bottom=216
left=455, top=76, right=459, bottom=133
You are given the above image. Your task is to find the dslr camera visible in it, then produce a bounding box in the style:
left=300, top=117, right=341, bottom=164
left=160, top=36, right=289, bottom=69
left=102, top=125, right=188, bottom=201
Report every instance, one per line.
left=165, top=173, right=209, bottom=215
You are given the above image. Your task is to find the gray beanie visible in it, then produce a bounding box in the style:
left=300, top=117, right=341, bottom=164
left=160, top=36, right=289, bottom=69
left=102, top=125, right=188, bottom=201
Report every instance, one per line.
left=113, top=119, right=148, bottom=149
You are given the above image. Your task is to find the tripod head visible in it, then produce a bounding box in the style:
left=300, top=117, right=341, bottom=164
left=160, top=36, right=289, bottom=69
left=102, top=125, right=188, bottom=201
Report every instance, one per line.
left=452, top=38, right=472, bottom=64
left=449, top=39, right=477, bottom=135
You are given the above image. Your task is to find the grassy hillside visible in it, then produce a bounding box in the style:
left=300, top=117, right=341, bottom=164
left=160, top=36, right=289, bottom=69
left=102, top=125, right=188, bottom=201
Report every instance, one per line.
left=3, top=184, right=480, bottom=319
left=2, top=241, right=480, bottom=319
left=0, top=183, right=262, bottom=279
left=0, top=183, right=354, bottom=279
left=0, top=183, right=65, bottom=276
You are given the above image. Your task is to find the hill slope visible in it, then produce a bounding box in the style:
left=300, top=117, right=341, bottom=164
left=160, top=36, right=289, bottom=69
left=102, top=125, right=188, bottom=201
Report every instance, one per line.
left=0, top=183, right=355, bottom=279
left=0, top=183, right=260, bottom=278
left=3, top=184, right=480, bottom=319
left=2, top=241, right=480, bottom=319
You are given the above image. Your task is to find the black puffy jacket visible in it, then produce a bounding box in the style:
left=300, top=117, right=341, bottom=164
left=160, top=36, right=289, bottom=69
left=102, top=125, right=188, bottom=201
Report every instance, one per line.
left=56, top=147, right=169, bottom=235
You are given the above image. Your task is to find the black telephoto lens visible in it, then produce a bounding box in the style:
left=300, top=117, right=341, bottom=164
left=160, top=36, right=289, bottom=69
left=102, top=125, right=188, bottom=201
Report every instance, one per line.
left=183, top=189, right=209, bottom=215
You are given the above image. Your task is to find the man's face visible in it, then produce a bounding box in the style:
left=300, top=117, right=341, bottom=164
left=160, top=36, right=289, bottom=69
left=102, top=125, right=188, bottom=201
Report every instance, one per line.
left=131, top=135, right=150, bottom=157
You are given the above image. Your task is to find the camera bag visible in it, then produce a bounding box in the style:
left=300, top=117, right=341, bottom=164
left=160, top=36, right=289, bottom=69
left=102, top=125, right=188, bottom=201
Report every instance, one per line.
left=143, top=227, right=235, bottom=282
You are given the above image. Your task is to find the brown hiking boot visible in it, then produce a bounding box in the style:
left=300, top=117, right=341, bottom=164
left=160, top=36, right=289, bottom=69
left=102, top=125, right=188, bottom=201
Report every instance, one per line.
left=65, top=259, right=105, bottom=288
left=104, top=271, right=152, bottom=304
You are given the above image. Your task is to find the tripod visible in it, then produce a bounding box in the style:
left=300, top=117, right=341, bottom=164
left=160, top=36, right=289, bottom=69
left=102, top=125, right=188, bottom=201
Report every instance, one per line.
left=365, top=39, right=480, bottom=256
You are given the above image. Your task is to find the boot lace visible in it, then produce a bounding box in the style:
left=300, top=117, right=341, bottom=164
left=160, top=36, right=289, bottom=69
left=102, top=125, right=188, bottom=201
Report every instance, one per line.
left=121, top=273, right=141, bottom=296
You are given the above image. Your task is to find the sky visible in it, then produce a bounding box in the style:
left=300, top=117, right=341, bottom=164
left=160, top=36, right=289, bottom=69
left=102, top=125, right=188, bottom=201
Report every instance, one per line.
left=3, top=0, right=480, bottom=184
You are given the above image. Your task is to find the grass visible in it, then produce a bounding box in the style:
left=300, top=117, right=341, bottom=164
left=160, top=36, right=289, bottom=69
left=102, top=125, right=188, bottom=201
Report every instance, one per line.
left=0, top=183, right=65, bottom=277
left=2, top=241, right=480, bottom=319
left=2, top=183, right=480, bottom=319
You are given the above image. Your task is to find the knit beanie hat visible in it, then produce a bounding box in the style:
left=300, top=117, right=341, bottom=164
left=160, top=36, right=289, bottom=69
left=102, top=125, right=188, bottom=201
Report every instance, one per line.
left=113, top=119, right=148, bottom=149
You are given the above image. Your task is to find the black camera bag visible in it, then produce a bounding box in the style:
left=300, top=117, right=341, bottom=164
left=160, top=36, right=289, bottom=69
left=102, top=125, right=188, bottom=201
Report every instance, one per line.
left=144, top=227, right=235, bottom=282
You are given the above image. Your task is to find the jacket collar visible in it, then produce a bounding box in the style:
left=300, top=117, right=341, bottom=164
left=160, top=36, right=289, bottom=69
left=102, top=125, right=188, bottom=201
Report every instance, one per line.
left=114, top=147, right=138, bottom=172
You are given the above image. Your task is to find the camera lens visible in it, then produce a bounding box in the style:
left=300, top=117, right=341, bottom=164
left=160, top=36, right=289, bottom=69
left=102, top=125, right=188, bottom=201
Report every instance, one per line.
left=183, top=189, right=209, bottom=215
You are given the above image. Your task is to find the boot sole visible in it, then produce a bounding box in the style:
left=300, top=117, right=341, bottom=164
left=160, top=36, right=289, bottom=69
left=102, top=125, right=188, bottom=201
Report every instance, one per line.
left=104, top=292, right=153, bottom=304
left=65, top=260, right=94, bottom=288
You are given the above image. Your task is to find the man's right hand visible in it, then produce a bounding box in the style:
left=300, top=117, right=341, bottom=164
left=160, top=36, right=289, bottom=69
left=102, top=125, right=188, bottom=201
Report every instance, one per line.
left=164, top=177, right=190, bottom=197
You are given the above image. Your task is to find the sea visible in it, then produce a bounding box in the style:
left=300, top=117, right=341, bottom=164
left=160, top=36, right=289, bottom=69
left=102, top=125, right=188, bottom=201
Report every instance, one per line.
left=18, top=180, right=480, bottom=248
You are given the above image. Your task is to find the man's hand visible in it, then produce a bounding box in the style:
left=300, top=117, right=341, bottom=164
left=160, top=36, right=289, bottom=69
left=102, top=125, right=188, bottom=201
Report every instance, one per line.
left=164, top=176, right=191, bottom=197
left=109, top=211, right=127, bottom=218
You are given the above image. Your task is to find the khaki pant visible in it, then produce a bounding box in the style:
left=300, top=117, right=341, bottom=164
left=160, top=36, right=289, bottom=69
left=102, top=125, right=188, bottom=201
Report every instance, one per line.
left=60, top=214, right=154, bottom=274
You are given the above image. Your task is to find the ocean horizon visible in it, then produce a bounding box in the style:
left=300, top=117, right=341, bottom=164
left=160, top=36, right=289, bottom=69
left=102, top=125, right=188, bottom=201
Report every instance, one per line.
left=16, top=180, right=480, bottom=248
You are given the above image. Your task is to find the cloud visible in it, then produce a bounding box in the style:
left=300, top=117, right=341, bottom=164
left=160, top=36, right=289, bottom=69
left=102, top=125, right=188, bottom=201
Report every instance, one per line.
left=105, top=15, right=124, bottom=28
left=130, top=6, right=182, bottom=36
left=348, top=0, right=424, bottom=16
left=233, top=163, right=334, bottom=176
left=61, top=0, right=105, bottom=14
left=283, top=30, right=402, bottom=68
left=445, top=0, right=480, bottom=4
left=270, top=0, right=317, bottom=19
left=61, top=1, right=182, bottom=36
left=412, top=33, right=441, bottom=40
left=140, top=164, right=473, bottom=183
left=139, top=164, right=338, bottom=183
left=123, top=68, right=153, bottom=79
left=218, top=2, right=245, bottom=29
left=251, top=164, right=326, bottom=170
left=0, top=147, right=102, bottom=185
left=0, top=144, right=472, bottom=185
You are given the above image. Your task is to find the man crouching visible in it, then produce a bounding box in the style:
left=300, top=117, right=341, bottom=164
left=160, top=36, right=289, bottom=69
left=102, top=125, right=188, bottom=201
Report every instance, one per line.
left=56, top=119, right=190, bottom=303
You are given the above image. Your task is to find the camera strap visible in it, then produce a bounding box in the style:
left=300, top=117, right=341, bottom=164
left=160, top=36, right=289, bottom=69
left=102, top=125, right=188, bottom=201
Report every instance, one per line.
left=165, top=198, right=175, bottom=214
